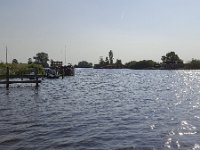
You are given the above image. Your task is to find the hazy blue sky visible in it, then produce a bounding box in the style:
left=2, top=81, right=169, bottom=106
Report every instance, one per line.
left=1, top=0, right=200, bottom=64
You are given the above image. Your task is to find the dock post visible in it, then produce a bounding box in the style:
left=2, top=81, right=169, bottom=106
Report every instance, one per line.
left=6, top=67, right=9, bottom=89
left=62, top=68, right=64, bottom=79
left=35, top=69, right=39, bottom=88
left=36, top=76, right=39, bottom=88
left=21, top=73, right=23, bottom=81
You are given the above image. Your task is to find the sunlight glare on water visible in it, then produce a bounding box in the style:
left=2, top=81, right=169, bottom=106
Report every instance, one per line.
left=0, top=69, right=200, bottom=149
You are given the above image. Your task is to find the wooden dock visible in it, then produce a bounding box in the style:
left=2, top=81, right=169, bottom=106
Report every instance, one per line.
left=0, top=67, right=42, bottom=89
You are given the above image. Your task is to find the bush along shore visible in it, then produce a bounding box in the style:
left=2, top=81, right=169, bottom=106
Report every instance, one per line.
left=0, top=63, right=44, bottom=77
left=90, top=51, right=200, bottom=70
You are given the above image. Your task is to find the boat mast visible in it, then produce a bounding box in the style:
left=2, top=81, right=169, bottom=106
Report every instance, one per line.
left=65, top=45, right=66, bottom=65
left=6, top=46, right=8, bottom=64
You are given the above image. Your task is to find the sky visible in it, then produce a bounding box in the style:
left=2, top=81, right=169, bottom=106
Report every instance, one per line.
left=1, top=0, right=200, bottom=65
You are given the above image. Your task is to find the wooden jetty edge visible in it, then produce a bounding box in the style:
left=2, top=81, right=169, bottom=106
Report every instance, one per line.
left=0, top=67, right=42, bottom=89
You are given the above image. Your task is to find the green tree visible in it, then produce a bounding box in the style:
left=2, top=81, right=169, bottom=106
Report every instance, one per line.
left=76, top=61, right=93, bottom=68
left=109, top=50, right=113, bottom=65
left=124, top=60, right=158, bottom=69
left=33, top=52, right=49, bottom=67
left=161, top=51, right=183, bottom=69
left=134, top=60, right=157, bottom=69
left=28, top=58, right=32, bottom=64
left=105, top=57, right=109, bottom=65
left=12, top=59, right=18, bottom=64
left=94, top=57, right=106, bottom=69
left=99, top=57, right=105, bottom=66
left=124, top=61, right=137, bottom=69
left=185, top=59, right=200, bottom=69
left=115, top=59, right=123, bottom=68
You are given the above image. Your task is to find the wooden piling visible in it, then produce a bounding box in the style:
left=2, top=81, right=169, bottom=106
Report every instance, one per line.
left=0, top=67, right=42, bottom=88
left=21, top=73, right=23, bottom=81
left=35, top=69, right=39, bottom=88
left=62, top=68, right=64, bottom=79
left=6, top=67, right=9, bottom=89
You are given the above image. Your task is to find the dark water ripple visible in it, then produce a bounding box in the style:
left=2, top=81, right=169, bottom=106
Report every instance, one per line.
left=0, top=69, right=200, bottom=149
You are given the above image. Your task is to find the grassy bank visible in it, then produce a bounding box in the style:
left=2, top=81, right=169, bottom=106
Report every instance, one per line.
left=0, top=63, right=44, bottom=77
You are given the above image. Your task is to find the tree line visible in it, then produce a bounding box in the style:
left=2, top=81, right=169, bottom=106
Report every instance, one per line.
left=9, top=52, right=49, bottom=67
left=3, top=51, right=200, bottom=70
left=76, top=51, right=200, bottom=70
left=0, top=52, right=49, bottom=75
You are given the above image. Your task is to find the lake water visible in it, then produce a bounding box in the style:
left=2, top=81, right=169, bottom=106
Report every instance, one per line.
left=0, top=69, right=200, bottom=150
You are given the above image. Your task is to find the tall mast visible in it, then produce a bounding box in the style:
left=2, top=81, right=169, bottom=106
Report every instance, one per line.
left=65, top=45, right=66, bottom=65
left=6, top=46, right=8, bottom=64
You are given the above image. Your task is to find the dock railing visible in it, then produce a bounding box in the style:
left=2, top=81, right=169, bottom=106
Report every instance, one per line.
left=0, top=67, right=43, bottom=89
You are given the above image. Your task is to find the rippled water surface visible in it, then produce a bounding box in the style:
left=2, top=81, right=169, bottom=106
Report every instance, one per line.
left=0, top=69, right=200, bottom=150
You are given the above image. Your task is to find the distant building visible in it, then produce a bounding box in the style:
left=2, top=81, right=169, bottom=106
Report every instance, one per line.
left=51, top=61, right=63, bottom=67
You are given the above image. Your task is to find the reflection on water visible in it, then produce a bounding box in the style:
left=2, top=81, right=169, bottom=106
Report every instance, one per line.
left=0, top=69, right=200, bottom=149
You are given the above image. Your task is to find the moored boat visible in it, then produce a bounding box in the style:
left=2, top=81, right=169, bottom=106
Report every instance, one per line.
left=46, top=73, right=60, bottom=79
left=44, top=68, right=60, bottom=79
left=61, top=64, right=75, bottom=76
